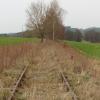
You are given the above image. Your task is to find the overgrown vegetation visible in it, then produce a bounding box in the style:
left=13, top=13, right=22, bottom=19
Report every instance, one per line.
left=0, top=37, right=39, bottom=72
left=0, top=42, right=37, bottom=99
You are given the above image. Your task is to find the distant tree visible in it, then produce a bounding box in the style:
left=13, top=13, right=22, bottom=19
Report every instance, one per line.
left=26, top=1, right=47, bottom=42
left=64, top=27, right=82, bottom=42
left=84, top=30, right=100, bottom=43
left=75, top=29, right=82, bottom=42
left=44, top=0, right=64, bottom=40
left=26, top=0, right=64, bottom=42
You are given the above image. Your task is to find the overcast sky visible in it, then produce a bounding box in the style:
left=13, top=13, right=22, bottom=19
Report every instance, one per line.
left=0, top=0, right=100, bottom=33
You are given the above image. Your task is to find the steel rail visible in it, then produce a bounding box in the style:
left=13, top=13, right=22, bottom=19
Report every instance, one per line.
left=59, top=68, right=78, bottom=100
left=8, top=65, right=28, bottom=100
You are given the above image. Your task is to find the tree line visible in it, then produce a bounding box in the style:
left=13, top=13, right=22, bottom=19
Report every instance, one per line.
left=25, top=0, right=100, bottom=43
left=64, top=27, right=100, bottom=43
left=26, top=0, right=64, bottom=42
left=64, top=27, right=82, bottom=42
left=84, top=29, right=100, bottom=42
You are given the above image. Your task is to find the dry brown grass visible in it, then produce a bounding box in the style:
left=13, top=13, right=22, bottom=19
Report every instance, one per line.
left=0, top=43, right=36, bottom=71
left=60, top=42, right=100, bottom=100
left=13, top=41, right=100, bottom=100
left=0, top=42, right=39, bottom=99
left=0, top=41, right=100, bottom=100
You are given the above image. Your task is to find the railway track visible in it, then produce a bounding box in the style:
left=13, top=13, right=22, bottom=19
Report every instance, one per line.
left=7, top=63, right=78, bottom=100
left=8, top=65, right=28, bottom=100
left=7, top=41, right=79, bottom=100
left=59, top=68, right=78, bottom=100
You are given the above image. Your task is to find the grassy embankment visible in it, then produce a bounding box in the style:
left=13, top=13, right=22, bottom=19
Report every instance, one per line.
left=64, top=41, right=100, bottom=59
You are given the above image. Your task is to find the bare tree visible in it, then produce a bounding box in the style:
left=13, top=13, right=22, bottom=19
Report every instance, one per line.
left=26, top=0, right=64, bottom=41
left=26, top=1, right=47, bottom=42
left=44, top=0, right=64, bottom=40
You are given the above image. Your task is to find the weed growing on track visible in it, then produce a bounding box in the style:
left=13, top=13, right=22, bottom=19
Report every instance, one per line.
left=0, top=38, right=39, bottom=99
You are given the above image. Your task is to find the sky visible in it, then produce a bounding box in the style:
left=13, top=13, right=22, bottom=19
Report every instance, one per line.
left=0, top=0, right=100, bottom=33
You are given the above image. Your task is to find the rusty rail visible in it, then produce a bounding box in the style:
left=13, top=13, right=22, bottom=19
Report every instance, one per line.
left=58, top=67, right=78, bottom=100
left=8, top=66, right=28, bottom=100
left=8, top=65, right=78, bottom=100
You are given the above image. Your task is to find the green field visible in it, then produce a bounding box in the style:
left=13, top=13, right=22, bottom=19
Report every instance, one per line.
left=0, top=37, right=100, bottom=58
left=64, top=41, right=100, bottom=58
left=0, top=37, right=39, bottom=45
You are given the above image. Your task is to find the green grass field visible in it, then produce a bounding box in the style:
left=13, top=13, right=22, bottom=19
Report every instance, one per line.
left=64, top=41, right=100, bottom=59
left=0, top=37, right=100, bottom=58
left=0, top=37, right=39, bottom=45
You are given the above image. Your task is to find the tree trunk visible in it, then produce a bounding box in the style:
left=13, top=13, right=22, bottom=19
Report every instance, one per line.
left=41, top=33, right=44, bottom=43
